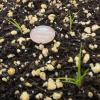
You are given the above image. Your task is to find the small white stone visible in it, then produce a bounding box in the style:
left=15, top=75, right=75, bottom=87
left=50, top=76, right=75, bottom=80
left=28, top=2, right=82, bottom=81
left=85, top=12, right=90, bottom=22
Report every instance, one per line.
left=10, top=30, right=17, bottom=35
left=47, top=78, right=56, bottom=90
left=91, top=63, right=100, bottom=73
left=17, top=37, right=26, bottom=45
left=69, top=31, right=75, bottom=36
left=20, top=91, right=30, bottom=100
left=92, top=24, right=100, bottom=31
left=68, top=57, right=73, bottom=63
left=48, top=14, right=55, bottom=22
left=84, top=27, right=91, bottom=33
left=83, top=53, right=90, bottom=63
left=39, top=72, right=46, bottom=80
left=88, top=71, right=93, bottom=77
left=56, top=79, right=63, bottom=88
left=0, top=38, right=4, bottom=43
left=41, top=4, right=47, bottom=9
left=30, top=25, right=55, bottom=44
left=54, top=42, right=61, bottom=48
left=42, top=48, right=49, bottom=57
left=38, top=44, right=44, bottom=50
left=7, top=54, right=15, bottom=58
left=88, top=92, right=93, bottom=98
left=51, top=47, right=58, bottom=53
left=35, top=93, right=43, bottom=99
left=45, top=64, right=54, bottom=71
left=52, top=92, right=62, bottom=100
left=44, top=97, right=52, bottom=100
left=56, top=64, right=62, bottom=69
left=7, top=10, right=13, bottom=17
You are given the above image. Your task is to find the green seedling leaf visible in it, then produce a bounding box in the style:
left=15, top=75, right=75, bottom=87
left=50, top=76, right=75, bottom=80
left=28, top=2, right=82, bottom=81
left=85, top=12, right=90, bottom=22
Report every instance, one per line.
left=57, top=44, right=89, bottom=87
left=69, top=15, right=74, bottom=32
left=6, top=18, right=22, bottom=33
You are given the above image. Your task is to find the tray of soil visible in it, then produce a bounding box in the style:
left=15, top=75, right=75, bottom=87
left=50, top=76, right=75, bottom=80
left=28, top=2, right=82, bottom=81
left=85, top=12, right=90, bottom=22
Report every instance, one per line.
left=0, top=0, right=100, bottom=100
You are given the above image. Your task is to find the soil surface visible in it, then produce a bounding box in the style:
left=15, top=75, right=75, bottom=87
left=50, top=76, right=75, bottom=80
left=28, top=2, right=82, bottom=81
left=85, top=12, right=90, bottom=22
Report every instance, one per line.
left=0, top=0, right=100, bottom=100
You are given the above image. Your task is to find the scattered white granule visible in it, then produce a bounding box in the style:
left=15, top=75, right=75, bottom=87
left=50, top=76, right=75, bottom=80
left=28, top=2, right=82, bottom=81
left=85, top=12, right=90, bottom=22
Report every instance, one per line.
left=0, top=38, right=4, bottom=43
left=42, top=48, right=49, bottom=57
left=44, top=96, right=52, bottom=100
left=92, top=24, right=100, bottom=31
left=20, top=91, right=30, bottom=100
left=41, top=4, right=47, bottom=9
left=39, top=54, right=43, bottom=60
left=20, top=77, right=25, bottom=82
left=35, top=93, right=43, bottom=99
left=88, top=92, right=93, bottom=98
left=48, top=14, right=55, bottom=23
left=0, top=4, right=4, bottom=11
left=83, top=53, right=90, bottom=63
left=68, top=57, right=73, bottom=63
left=7, top=54, right=15, bottom=58
left=40, top=72, right=46, bottom=80
left=54, top=42, right=61, bottom=48
left=84, top=27, right=91, bottom=34
left=16, top=0, right=20, bottom=3
left=87, top=13, right=92, bottom=18
left=69, top=31, right=75, bottom=36
left=47, top=78, right=56, bottom=90
left=38, top=44, right=44, bottom=50
left=2, top=77, right=8, bottom=82
left=88, top=71, right=93, bottom=77
left=7, top=10, right=13, bottom=17
left=31, top=69, right=41, bottom=76
left=52, top=92, right=62, bottom=100
left=29, top=16, right=38, bottom=24
left=45, top=64, right=54, bottom=71
left=51, top=47, right=58, bottom=53
left=75, top=56, right=79, bottom=67
left=17, top=37, right=26, bottom=45
left=28, top=2, right=34, bottom=8
left=10, top=30, right=17, bottom=35
left=21, top=25, right=30, bottom=34
left=56, top=79, right=63, bottom=88
left=56, top=64, right=62, bottom=69
left=7, top=67, right=16, bottom=76
left=89, top=44, right=98, bottom=50
left=91, top=63, right=100, bottom=73
left=22, top=0, right=28, bottom=3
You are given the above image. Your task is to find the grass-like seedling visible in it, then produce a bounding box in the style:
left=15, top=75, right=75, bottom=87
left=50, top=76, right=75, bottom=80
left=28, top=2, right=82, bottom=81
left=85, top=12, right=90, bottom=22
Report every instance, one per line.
left=69, top=14, right=74, bottom=32
left=58, top=46, right=89, bottom=87
left=6, top=18, right=22, bottom=33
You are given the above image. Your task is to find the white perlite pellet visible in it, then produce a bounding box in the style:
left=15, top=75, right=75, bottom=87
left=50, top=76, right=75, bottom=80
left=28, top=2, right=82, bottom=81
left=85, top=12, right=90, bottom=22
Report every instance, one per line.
left=83, top=53, right=90, bottom=63
left=42, top=48, right=49, bottom=57
left=52, top=92, right=62, bottom=100
left=20, top=91, right=30, bottom=100
left=92, top=24, right=100, bottom=31
left=84, top=27, right=91, bottom=33
left=44, top=97, right=52, bottom=100
left=91, top=63, right=100, bottom=73
left=88, top=92, right=93, bottom=98
left=35, top=93, right=43, bottom=99
left=47, top=78, right=56, bottom=90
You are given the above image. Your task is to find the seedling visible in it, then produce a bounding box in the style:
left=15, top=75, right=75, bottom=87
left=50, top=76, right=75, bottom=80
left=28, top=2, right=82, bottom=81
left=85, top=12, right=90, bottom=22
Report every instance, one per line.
left=57, top=46, right=89, bottom=87
left=69, top=14, right=74, bottom=32
left=6, top=18, right=22, bottom=33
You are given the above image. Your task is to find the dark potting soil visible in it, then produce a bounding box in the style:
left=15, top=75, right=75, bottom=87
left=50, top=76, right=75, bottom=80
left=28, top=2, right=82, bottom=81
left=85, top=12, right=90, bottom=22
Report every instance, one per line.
left=0, top=0, right=100, bottom=100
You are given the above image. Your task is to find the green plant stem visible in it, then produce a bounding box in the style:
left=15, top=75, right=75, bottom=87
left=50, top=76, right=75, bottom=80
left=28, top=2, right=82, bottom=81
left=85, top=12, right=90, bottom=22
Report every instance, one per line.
left=6, top=18, right=22, bottom=33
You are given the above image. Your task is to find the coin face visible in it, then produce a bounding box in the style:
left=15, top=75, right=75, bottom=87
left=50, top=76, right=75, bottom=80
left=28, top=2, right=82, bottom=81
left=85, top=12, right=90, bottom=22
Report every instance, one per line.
left=30, top=25, right=56, bottom=44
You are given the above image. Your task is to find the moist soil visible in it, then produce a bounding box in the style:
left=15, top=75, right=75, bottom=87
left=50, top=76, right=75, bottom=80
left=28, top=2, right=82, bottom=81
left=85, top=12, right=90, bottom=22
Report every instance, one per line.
left=0, top=0, right=100, bottom=100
